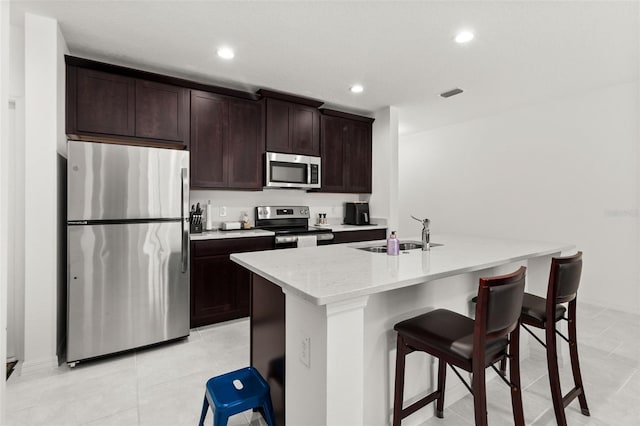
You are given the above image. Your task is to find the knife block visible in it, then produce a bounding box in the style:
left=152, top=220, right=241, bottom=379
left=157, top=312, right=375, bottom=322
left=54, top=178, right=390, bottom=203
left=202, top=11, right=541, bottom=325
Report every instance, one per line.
left=190, top=213, right=203, bottom=233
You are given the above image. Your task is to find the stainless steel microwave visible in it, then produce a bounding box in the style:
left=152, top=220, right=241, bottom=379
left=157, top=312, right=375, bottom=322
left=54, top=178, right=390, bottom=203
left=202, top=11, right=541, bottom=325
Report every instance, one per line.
left=265, top=152, right=321, bottom=189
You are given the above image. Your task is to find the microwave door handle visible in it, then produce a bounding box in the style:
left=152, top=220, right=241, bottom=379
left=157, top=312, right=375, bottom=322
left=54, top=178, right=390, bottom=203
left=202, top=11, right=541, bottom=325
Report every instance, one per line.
left=307, top=163, right=311, bottom=185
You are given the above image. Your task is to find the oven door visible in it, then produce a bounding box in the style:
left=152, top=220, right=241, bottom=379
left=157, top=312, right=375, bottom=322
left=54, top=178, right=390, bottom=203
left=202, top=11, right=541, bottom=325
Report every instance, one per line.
left=265, top=152, right=321, bottom=189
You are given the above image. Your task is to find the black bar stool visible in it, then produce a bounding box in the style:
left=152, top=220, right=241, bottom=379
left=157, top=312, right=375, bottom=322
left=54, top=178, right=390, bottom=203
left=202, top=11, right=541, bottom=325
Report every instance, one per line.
left=519, top=251, right=590, bottom=425
left=392, top=267, right=527, bottom=426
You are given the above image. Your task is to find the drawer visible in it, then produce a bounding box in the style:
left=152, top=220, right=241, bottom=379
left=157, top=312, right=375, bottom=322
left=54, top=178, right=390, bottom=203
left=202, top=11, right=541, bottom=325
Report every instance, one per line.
left=192, top=236, right=273, bottom=257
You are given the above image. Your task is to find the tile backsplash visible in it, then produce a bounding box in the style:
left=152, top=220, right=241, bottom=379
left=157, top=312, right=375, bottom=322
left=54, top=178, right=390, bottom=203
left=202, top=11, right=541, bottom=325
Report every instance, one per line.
left=190, top=189, right=369, bottom=229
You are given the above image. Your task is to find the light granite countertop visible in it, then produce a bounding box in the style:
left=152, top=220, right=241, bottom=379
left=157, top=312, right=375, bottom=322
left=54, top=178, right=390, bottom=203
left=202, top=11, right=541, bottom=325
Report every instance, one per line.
left=231, top=234, right=573, bottom=305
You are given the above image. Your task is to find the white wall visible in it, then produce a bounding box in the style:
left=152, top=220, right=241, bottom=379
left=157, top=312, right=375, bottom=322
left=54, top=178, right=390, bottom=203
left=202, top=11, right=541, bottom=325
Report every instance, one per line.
left=0, top=0, right=11, bottom=421
left=399, top=82, right=640, bottom=313
left=7, top=23, right=26, bottom=365
left=21, top=14, right=68, bottom=373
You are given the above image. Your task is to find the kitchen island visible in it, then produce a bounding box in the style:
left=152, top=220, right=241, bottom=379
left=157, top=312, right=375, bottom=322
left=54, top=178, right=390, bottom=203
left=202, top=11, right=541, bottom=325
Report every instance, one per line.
left=231, top=234, right=573, bottom=426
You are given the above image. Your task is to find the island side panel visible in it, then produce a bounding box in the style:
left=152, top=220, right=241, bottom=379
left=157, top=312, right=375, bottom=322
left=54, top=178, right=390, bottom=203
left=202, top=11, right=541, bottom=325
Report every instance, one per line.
left=285, top=291, right=329, bottom=425
left=251, top=274, right=286, bottom=425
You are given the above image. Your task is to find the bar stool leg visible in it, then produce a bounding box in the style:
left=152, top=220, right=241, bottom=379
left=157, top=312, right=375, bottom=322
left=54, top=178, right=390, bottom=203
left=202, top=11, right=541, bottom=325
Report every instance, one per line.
left=568, top=301, right=590, bottom=416
left=472, top=365, right=488, bottom=426
left=199, top=395, right=209, bottom=426
left=509, top=327, right=525, bottom=426
left=546, top=321, right=568, bottom=426
left=435, top=359, right=447, bottom=418
left=212, top=408, right=227, bottom=426
left=392, top=335, right=407, bottom=426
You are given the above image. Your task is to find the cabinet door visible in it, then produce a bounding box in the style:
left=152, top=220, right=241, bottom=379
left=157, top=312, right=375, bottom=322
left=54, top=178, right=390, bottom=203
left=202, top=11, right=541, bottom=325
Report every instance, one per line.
left=190, top=91, right=228, bottom=188
left=228, top=99, right=264, bottom=189
left=265, top=99, right=291, bottom=153
left=191, top=254, right=246, bottom=327
left=320, top=115, right=347, bottom=192
left=135, top=80, right=189, bottom=145
left=291, top=104, right=320, bottom=156
left=75, top=68, right=135, bottom=136
left=191, top=237, right=273, bottom=327
left=345, top=121, right=372, bottom=193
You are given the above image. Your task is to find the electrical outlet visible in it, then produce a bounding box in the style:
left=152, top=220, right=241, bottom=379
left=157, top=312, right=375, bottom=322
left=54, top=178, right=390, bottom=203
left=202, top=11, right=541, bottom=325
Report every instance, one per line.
left=300, top=336, right=311, bottom=367
left=220, top=206, right=227, bottom=217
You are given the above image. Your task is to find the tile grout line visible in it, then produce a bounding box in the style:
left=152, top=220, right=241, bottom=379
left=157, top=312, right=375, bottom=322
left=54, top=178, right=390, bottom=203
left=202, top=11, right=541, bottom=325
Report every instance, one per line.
left=612, top=367, right=638, bottom=395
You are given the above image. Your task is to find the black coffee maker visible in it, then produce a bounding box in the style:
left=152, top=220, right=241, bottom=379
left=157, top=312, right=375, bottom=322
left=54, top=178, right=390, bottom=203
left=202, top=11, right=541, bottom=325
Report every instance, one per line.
left=344, top=202, right=370, bottom=225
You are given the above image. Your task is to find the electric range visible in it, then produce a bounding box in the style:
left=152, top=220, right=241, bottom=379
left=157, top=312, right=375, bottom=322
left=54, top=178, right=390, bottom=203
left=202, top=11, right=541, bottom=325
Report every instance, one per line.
left=255, top=205, right=334, bottom=248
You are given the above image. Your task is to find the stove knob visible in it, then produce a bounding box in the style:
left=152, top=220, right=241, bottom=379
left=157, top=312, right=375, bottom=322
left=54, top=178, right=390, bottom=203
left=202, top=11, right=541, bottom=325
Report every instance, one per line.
left=301, top=208, right=308, bottom=215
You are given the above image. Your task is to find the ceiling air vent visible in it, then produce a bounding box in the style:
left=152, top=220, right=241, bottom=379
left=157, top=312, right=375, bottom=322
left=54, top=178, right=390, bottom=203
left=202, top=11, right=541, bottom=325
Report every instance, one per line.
left=440, top=88, right=464, bottom=98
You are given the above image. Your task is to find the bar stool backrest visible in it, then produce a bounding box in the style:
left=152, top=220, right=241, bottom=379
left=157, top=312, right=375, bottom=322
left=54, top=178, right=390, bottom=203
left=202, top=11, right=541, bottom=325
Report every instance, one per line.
left=548, top=251, right=583, bottom=304
left=475, top=266, right=527, bottom=339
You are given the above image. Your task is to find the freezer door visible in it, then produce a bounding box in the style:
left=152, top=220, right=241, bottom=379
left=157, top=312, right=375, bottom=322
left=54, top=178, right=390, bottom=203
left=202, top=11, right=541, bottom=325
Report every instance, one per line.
left=67, top=221, right=189, bottom=362
left=68, top=141, right=189, bottom=220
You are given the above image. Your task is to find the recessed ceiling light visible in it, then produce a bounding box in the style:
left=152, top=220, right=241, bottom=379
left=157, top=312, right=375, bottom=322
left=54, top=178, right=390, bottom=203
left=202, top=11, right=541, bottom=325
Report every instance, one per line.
left=350, top=84, right=364, bottom=94
left=217, top=47, right=235, bottom=60
left=454, top=31, right=474, bottom=44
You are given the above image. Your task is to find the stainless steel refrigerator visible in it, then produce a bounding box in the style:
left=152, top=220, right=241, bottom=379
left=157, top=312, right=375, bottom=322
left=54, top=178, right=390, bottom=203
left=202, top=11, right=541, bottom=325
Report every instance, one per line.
left=67, top=141, right=190, bottom=364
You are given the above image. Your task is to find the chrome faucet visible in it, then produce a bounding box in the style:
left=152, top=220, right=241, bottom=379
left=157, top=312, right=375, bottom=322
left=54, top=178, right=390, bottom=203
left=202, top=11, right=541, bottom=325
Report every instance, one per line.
left=411, top=215, right=431, bottom=251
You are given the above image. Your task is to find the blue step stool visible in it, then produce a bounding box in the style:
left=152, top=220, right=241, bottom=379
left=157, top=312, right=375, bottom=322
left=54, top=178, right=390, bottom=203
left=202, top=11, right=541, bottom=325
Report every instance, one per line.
left=199, top=366, right=276, bottom=426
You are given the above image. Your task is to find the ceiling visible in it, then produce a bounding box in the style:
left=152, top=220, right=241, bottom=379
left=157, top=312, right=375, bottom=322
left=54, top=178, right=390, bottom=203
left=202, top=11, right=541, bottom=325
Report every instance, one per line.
left=10, top=0, right=639, bottom=135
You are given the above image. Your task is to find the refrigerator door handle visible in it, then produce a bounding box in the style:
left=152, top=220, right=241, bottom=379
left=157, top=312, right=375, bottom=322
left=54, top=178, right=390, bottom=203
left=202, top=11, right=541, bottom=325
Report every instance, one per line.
left=181, top=168, right=189, bottom=273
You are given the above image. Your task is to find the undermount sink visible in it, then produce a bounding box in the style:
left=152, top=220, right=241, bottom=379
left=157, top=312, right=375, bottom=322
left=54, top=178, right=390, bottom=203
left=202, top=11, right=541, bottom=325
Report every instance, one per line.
left=356, top=241, right=443, bottom=253
left=361, top=246, right=388, bottom=253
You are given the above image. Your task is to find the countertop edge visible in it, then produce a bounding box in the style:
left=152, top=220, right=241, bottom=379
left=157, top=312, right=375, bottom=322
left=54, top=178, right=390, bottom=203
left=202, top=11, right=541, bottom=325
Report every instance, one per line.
left=190, top=230, right=275, bottom=240
left=191, top=224, right=386, bottom=240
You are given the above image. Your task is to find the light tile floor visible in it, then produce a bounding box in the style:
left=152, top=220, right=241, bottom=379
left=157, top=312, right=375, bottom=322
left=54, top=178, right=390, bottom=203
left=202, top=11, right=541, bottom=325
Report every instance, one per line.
left=5, top=303, right=640, bottom=425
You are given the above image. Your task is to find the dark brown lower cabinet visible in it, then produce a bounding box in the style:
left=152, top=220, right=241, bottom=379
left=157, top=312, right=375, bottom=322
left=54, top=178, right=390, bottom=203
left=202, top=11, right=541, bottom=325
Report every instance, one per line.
left=331, top=228, right=387, bottom=244
left=190, top=237, right=273, bottom=327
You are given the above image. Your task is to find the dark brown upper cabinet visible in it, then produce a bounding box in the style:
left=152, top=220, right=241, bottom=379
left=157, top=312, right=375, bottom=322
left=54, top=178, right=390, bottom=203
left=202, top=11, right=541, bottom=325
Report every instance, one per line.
left=320, top=110, right=374, bottom=194
left=67, top=66, right=189, bottom=148
left=135, top=80, right=189, bottom=144
left=259, top=89, right=323, bottom=156
left=66, top=55, right=257, bottom=149
left=71, top=67, right=135, bottom=137
left=190, top=90, right=264, bottom=190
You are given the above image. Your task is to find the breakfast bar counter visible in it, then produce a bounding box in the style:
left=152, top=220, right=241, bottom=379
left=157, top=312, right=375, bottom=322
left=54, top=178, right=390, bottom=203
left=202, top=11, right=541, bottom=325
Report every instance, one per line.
left=231, top=234, right=573, bottom=426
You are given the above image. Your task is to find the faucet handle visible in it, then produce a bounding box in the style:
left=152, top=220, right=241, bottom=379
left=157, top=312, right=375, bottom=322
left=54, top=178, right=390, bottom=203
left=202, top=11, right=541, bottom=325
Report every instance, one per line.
left=411, top=215, right=430, bottom=228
